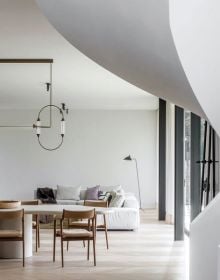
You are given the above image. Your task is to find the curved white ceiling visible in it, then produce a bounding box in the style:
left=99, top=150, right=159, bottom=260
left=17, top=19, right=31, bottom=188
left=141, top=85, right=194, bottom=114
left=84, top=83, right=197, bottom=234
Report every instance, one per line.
left=170, top=0, right=220, bottom=135
left=0, top=0, right=157, bottom=110
left=36, top=0, right=206, bottom=118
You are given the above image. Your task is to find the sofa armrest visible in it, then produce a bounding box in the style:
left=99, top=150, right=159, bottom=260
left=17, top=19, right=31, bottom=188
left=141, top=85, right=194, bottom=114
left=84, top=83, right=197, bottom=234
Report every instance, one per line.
left=123, top=196, right=139, bottom=209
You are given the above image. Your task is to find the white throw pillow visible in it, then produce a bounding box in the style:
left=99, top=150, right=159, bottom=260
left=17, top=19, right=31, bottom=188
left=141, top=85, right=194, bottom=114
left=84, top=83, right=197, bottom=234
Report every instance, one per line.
left=109, top=194, right=125, bottom=208
left=100, top=185, right=123, bottom=194
left=56, top=185, right=81, bottom=200
left=80, top=189, right=87, bottom=200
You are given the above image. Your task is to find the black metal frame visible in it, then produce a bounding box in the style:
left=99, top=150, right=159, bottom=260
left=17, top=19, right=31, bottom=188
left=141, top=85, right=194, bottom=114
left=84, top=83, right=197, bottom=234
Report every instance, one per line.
left=197, top=121, right=218, bottom=208
left=174, top=106, right=184, bottom=241
left=34, top=104, right=65, bottom=151
left=158, top=99, right=166, bottom=221
left=190, top=113, right=201, bottom=221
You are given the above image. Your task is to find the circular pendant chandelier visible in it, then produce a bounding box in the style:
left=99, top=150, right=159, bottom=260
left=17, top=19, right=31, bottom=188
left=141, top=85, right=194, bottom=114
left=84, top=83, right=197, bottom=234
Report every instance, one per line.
left=33, top=104, right=66, bottom=151
left=32, top=62, right=68, bottom=151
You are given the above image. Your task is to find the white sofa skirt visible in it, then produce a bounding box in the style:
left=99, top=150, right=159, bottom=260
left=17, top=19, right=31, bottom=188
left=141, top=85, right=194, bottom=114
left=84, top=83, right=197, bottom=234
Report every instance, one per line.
left=101, top=208, right=140, bottom=230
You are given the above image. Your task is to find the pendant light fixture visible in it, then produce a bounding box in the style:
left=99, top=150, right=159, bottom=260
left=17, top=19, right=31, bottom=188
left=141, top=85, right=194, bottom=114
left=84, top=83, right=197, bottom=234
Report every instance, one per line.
left=32, top=71, right=68, bottom=151
left=33, top=104, right=66, bottom=151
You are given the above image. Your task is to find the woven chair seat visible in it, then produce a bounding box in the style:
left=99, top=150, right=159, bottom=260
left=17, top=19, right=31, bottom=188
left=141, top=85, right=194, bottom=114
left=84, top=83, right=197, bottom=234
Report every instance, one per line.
left=56, top=229, right=93, bottom=238
left=69, top=220, right=104, bottom=228
left=0, top=230, right=22, bottom=238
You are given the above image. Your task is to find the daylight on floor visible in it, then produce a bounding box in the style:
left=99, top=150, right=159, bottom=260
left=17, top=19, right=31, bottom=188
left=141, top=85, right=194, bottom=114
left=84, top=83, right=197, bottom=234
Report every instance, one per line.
left=0, top=1, right=219, bottom=280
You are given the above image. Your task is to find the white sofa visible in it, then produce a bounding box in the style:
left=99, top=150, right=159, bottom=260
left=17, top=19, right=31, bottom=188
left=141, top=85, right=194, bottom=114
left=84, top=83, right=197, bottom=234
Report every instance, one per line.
left=35, top=188, right=140, bottom=230
left=102, top=194, right=140, bottom=230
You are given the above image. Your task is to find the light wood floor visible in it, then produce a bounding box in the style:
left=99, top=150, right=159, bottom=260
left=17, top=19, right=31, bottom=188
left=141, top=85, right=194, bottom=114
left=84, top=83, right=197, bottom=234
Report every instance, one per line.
left=0, top=209, right=185, bottom=280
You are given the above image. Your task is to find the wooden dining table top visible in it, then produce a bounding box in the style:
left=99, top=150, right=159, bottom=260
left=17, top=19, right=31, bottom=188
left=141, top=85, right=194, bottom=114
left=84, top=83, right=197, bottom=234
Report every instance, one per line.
left=0, top=204, right=114, bottom=215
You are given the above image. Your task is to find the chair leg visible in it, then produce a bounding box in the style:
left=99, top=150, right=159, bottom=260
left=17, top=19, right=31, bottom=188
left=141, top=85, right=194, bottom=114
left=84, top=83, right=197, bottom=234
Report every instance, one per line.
left=83, top=240, right=86, bottom=248
left=23, top=240, right=25, bottom=267
left=87, top=240, right=90, bottom=260
left=53, top=220, right=56, bottom=262
left=93, top=239, right=96, bottom=266
left=35, top=225, right=38, bottom=253
left=37, top=216, right=40, bottom=248
left=67, top=241, right=69, bottom=251
left=53, top=235, right=56, bottom=262
left=61, top=239, right=64, bottom=267
left=103, top=214, right=109, bottom=249
left=94, top=216, right=97, bottom=242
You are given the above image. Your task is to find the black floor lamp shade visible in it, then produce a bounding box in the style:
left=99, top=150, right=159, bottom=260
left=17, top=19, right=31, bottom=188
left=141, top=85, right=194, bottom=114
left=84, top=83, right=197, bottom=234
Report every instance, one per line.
left=124, top=155, right=132, bottom=161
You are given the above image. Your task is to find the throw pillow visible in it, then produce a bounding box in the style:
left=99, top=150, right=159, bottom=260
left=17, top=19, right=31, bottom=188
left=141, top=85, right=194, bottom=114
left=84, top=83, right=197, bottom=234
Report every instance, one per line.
left=85, top=186, right=100, bottom=200
left=98, top=191, right=112, bottom=203
left=99, top=185, right=124, bottom=195
left=109, top=194, right=125, bottom=208
left=56, top=185, right=81, bottom=200
left=109, top=190, right=117, bottom=201
left=80, top=189, right=87, bottom=200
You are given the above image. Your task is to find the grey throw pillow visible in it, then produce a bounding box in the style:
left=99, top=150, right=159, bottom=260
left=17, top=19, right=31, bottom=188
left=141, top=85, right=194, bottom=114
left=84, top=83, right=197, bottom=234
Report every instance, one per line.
left=85, top=186, right=100, bottom=200
left=56, top=185, right=81, bottom=200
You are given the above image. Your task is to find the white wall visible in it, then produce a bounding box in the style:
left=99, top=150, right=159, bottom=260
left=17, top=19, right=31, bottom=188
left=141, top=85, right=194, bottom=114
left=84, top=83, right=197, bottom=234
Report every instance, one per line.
left=0, top=109, right=157, bottom=208
left=190, top=193, right=220, bottom=280
left=170, top=0, right=220, bottom=134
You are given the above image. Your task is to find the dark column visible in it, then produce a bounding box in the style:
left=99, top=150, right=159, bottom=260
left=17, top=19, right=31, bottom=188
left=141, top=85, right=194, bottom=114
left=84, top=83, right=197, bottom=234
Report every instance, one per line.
left=190, top=113, right=201, bottom=221
left=158, top=99, right=166, bottom=221
left=174, top=106, right=184, bottom=241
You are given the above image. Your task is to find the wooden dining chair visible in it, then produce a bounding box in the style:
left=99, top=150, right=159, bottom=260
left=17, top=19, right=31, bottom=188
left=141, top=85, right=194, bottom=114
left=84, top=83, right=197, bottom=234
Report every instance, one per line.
left=68, top=200, right=109, bottom=249
left=0, top=209, right=25, bottom=266
left=53, top=209, right=96, bottom=267
left=85, top=200, right=109, bottom=249
left=21, top=200, right=40, bottom=252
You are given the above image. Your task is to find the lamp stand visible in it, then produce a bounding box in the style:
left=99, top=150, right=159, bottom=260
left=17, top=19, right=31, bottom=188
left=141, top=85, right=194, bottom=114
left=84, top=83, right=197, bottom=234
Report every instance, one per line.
left=133, top=158, right=142, bottom=209
left=123, top=155, right=143, bottom=209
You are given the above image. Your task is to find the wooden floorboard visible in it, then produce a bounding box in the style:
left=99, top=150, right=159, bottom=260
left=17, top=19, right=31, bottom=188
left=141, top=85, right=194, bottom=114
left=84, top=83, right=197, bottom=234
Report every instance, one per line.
left=0, top=209, right=185, bottom=280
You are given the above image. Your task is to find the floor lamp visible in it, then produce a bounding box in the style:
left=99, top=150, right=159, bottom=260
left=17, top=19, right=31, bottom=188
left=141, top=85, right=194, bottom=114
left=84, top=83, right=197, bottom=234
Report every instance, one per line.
left=123, top=155, right=142, bottom=209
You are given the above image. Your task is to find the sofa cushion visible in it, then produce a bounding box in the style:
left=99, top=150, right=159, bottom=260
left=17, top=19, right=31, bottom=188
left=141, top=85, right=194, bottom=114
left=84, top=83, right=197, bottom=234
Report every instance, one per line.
left=76, top=200, right=84, bottom=206
left=85, top=186, right=100, bottom=200
left=79, top=185, right=124, bottom=200
left=98, top=191, right=112, bottom=202
left=109, top=194, right=125, bottom=207
left=80, top=189, right=87, bottom=200
left=56, top=185, right=81, bottom=200
left=99, top=185, right=122, bottom=193
left=123, top=196, right=139, bottom=209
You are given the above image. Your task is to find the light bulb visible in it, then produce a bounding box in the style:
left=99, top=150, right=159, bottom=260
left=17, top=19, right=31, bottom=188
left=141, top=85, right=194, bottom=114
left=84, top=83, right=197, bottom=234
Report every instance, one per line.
left=36, top=119, right=41, bottom=136
left=61, top=119, right=65, bottom=135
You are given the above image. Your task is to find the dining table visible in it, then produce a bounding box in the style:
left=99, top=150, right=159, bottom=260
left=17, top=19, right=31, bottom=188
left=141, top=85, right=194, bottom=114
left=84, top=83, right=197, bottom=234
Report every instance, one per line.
left=0, top=204, right=113, bottom=259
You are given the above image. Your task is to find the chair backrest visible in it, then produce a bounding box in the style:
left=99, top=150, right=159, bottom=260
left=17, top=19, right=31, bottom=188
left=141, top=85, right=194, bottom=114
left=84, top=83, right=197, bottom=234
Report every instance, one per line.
left=0, top=209, right=24, bottom=220
left=21, top=200, right=39, bottom=205
left=63, top=209, right=95, bottom=220
left=84, top=200, right=108, bottom=208
left=0, top=209, right=24, bottom=240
